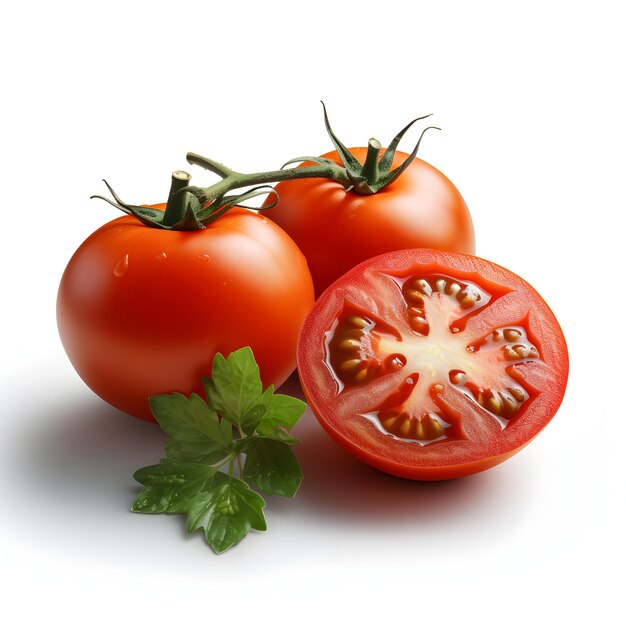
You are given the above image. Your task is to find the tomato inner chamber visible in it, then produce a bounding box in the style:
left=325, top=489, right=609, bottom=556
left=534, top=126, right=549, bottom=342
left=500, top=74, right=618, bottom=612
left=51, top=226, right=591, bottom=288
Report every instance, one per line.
left=326, top=274, right=542, bottom=444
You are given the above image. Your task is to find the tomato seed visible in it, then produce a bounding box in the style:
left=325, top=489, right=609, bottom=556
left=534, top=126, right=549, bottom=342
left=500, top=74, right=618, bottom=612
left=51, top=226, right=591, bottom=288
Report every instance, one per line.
left=508, top=387, right=526, bottom=402
left=405, top=289, right=425, bottom=304
left=339, top=338, right=361, bottom=351
left=347, top=315, right=367, bottom=329
left=429, top=418, right=444, bottom=437
left=514, top=345, right=530, bottom=358
left=340, top=359, right=362, bottom=373
left=486, top=392, right=503, bottom=414
left=446, top=282, right=461, bottom=296
left=458, top=291, right=477, bottom=308
left=354, top=367, right=369, bottom=383
left=500, top=394, right=519, bottom=418
left=492, top=330, right=504, bottom=342
left=399, top=419, right=412, bottom=437
left=504, top=328, right=522, bottom=342
left=413, top=279, right=433, bottom=296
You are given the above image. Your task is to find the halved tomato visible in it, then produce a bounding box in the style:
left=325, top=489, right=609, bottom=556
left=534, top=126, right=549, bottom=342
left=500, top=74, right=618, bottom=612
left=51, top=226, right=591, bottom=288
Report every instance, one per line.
left=297, top=249, right=568, bottom=480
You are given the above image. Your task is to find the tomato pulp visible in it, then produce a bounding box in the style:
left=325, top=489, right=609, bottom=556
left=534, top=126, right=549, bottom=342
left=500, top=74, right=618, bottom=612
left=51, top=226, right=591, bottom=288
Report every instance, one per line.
left=58, top=207, right=315, bottom=421
left=263, top=149, right=474, bottom=296
left=297, top=249, right=568, bottom=480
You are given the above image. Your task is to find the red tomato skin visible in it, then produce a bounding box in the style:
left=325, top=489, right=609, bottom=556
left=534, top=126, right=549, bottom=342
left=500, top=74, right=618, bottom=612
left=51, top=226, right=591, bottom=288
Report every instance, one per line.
left=57, top=207, right=315, bottom=421
left=299, top=400, right=536, bottom=481
left=297, top=249, right=568, bottom=481
left=264, top=149, right=474, bottom=295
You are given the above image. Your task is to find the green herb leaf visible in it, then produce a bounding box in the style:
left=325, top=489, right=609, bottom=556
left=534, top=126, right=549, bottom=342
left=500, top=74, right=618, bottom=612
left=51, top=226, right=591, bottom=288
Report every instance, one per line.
left=258, top=387, right=307, bottom=431
left=186, top=473, right=267, bottom=554
left=132, top=458, right=218, bottom=514
left=251, top=386, right=306, bottom=444
left=242, top=439, right=303, bottom=498
left=132, top=347, right=305, bottom=554
left=202, top=347, right=263, bottom=428
left=149, top=392, right=233, bottom=465
left=254, top=426, right=301, bottom=445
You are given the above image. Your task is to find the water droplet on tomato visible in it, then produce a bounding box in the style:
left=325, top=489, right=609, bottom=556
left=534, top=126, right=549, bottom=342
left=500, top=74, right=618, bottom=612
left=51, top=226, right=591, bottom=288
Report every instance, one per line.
left=113, top=254, right=129, bottom=277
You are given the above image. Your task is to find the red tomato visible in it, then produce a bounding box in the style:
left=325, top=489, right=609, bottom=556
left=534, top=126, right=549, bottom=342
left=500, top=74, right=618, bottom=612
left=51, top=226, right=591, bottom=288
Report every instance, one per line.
left=263, top=149, right=474, bottom=296
left=57, top=206, right=314, bottom=421
left=297, top=249, right=568, bottom=480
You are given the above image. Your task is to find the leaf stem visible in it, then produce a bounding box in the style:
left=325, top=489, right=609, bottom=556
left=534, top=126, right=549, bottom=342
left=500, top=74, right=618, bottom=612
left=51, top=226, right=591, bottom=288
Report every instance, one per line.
left=236, top=453, right=243, bottom=477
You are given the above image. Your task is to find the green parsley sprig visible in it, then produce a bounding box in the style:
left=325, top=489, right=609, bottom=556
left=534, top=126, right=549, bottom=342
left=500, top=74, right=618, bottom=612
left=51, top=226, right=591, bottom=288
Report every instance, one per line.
left=131, top=347, right=306, bottom=554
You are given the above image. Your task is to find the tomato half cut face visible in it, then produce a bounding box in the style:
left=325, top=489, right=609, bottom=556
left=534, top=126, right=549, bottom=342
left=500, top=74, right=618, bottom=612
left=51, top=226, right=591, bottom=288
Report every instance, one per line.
left=297, top=249, right=568, bottom=480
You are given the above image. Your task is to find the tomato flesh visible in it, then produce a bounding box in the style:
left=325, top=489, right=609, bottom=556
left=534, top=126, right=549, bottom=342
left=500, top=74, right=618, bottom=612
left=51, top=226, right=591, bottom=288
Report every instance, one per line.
left=297, top=249, right=568, bottom=480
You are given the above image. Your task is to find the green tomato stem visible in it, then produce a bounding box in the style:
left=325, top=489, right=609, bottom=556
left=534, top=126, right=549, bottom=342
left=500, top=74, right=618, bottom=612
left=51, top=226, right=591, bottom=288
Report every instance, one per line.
left=361, top=139, right=382, bottom=186
left=162, top=170, right=192, bottom=226
left=184, top=152, right=351, bottom=207
left=92, top=105, right=438, bottom=231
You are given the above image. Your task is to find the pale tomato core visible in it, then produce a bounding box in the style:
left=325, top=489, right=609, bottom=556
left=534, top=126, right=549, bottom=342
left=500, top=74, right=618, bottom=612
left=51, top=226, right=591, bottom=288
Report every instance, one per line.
left=326, top=272, right=541, bottom=444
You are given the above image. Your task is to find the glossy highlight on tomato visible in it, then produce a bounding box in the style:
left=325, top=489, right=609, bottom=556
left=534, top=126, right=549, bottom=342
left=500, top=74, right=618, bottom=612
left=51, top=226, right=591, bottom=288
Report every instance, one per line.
left=57, top=206, right=315, bottom=421
left=297, top=249, right=568, bottom=480
left=263, top=149, right=474, bottom=296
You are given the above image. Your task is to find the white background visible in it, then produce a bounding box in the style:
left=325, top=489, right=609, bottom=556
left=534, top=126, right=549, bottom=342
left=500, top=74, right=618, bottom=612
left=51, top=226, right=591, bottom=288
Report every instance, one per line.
left=1, top=1, right=624, bottom=624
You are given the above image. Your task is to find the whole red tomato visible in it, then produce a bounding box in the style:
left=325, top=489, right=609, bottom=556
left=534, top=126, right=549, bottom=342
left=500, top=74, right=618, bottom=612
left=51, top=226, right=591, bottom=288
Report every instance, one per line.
left=57, top=206, right=314, bottom=421
left=263, top=148, right=474, bottom=296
